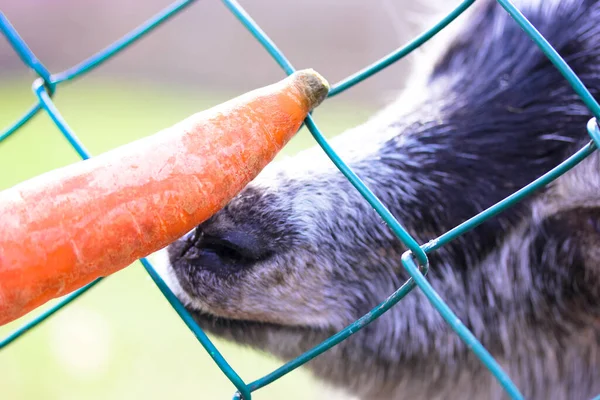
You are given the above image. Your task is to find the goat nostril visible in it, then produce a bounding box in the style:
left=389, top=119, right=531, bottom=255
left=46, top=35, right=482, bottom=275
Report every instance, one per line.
left=202, top=235, right=251, bottom=261
left=187, top=227, right=272, bottom=265
left=177, top=229, right=203, bottom=258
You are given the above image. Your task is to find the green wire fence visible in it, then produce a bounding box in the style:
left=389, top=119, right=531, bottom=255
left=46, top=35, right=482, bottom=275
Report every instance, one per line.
left=1, top=0, right=599, bottom=399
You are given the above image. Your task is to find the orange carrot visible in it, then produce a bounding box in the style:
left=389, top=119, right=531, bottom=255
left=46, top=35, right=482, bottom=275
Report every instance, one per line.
left=0, top=69, right=329, bottom=326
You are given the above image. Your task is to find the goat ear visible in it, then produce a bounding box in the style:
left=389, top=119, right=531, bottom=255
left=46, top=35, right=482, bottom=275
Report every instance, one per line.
left=526, top=207, right=600, bottom=333
left=549, top=207, right=600, bottom=265
left=534, top=206, right=600, bottom=296
left=577, top=208, right=600, bottom=266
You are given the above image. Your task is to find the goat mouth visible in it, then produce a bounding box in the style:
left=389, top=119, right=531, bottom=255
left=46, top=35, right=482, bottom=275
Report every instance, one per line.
left=158, top=244, right=331, bottom=331
left=184, top=307, right=332, bottom=357
left=188, top=309, right=289, bottom=332
left=155, top=251, right=276, bottom=326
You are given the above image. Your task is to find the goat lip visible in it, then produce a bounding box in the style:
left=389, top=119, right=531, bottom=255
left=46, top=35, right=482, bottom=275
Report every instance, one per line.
left=185, top=308, right=322, bottom=334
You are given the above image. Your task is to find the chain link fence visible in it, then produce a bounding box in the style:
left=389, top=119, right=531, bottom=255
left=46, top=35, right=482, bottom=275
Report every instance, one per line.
left=1, top=0, right=600, bottom=399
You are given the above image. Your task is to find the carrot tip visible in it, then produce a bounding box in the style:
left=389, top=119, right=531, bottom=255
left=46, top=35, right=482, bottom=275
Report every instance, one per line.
left=290, top=69, right=330, bottom=111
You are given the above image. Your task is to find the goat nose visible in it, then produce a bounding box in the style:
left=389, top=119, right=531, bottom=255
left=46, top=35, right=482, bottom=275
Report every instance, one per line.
left=180, top=223, right=273, bottom=275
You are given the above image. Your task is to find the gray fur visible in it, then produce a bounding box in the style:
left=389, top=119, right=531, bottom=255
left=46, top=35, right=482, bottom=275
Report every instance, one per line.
left=155, top=0, right=600, bottom=398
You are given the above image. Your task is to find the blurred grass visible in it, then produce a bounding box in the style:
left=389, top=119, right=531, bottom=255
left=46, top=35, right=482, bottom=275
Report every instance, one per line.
left=0, top=75, right=373, bottom=400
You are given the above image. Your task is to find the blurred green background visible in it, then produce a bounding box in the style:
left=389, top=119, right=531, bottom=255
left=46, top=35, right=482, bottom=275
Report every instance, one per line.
left=0, top=75, right=372, bottom=399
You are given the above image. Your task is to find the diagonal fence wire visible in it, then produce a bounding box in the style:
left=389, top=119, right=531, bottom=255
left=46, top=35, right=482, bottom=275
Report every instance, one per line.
left=1, top=0, right=599, bottom=399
